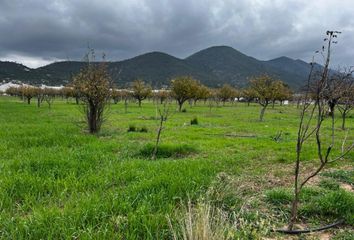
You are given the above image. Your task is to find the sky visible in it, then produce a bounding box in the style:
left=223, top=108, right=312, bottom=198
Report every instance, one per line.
left=0, top=0, right=353, bottom=68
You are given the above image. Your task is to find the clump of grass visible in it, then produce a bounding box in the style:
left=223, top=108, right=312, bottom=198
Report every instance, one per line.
left=127, top=124, right=148, bottom=133
left=321, top=170, right=354, bottom=186
left=139, top=126, right=148, bottom=132
left=190, top=117, right=198, bottom=125
left=138, top=143, right=197, bottom=159
left=168, top=201, right=233, bottom=240
left=319, top=179, right=340, bottom=190
left=127, top=124, right=137, bottom=132
left=265, top=188, right=292, bottom=204
left=301, top=189, right=354, bottom=224
left=168, top=199, right=272, bottom=240
left=206, top=173, right=242, bottom=212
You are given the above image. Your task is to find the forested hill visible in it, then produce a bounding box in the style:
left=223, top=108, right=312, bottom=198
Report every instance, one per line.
left=0, top=46, right=316, bottom=89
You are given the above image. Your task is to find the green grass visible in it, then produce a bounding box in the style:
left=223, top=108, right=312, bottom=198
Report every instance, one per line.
left=0, top=96, right=353, bottom=239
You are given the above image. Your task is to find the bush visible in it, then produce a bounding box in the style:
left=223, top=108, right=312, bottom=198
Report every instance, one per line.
left=181, top=108, right=187, bottom=112
left=190, top=117, right=198, bottom=125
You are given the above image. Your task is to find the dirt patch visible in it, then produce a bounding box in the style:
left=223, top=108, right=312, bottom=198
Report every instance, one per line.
left=340, top=183, right=353, bottom=192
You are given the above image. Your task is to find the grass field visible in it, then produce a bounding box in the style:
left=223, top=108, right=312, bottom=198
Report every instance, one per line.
left=0, top=96, right=353, bottom=239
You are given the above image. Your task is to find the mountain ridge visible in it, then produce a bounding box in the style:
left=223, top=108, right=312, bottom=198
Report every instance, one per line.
left=0, top=46, right=315, bottom=89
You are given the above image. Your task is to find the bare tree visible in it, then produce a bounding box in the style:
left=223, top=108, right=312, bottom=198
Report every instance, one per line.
left=151, top=99, right=174, bottom=160
left=72, top=50, right=112, bottom=134
left=288, top=30, right=354, bottom=230
left=337, top=79, right=354, bottom=130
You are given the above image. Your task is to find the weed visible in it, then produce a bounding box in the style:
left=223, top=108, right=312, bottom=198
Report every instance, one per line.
left=190, top=117, right=198, bottom=125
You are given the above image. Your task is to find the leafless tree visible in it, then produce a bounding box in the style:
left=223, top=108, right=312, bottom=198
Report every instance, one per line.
left=151, top=98, right=174, bottom=160
left=288, top=30, right=354, bottom=230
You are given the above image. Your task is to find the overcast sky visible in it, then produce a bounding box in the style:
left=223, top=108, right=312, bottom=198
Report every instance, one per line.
left=0, top=0, right=353, bottom=68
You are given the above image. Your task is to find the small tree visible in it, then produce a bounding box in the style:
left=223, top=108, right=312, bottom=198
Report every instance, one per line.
left=171, top=76, right=199, bottom=111
left=288, top=30, right=354, bottom=230
left=337, top=81, right=354, bottom=130
left=18, top=86, right=36, bottom=104
left=151, top=99, right=174, bottom=160
left=72, top=50, right=112, bottom=134
left=216, top=84, right=237, bottom=106
left=249, top=75, right=280, bottom=121
left=193, top=84, right=211, bottom=105
left=132, top=79, right=152, bottom=107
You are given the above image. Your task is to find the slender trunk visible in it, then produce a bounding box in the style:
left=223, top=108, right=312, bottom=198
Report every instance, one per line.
left=124, top=99, right=128, bottom=113
left=138, top=99, right=142, bottom=107
left=152, top=117, right=164, bottom=160
left=27, top=97, right=31, bottom=105
left=272, top=101, right=275, bottom=109
left=37, top=97, right=41, bottom=107
left=341, top=112, right=346, bottom=130
left=259, top=104, right=267, bottom=121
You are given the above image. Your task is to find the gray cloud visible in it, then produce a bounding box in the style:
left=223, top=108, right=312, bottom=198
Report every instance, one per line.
left=0, top=0, right=353, bottom=68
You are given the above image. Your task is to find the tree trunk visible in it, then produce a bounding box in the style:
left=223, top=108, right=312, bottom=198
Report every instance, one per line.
left=341, top=112, right=346, bottom=130
left=152, top=117, right=164, bottom=160
left=27, top=97, right=31, bottom=105
left=37, top=97, right=41, bottom=107
left=259, top=104, right=267, bottom=121
left=178, top=100, right=183, bottom=112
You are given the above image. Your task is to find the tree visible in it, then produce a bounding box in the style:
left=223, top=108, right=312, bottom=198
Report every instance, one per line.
left=288, top=30, right=354, bottom=230
left=249, top=75, right=281, bottom=121
left=18, top=86, right=36, bottom=104
left=193, top=84, right=211, bottom=105
left=216, top=84, right=237, bottom=106
left=322, top=68, right=353, bottom=117
left=337, top=82, right=354, bottom=130
left=242, top=88, right=256, bottom=106
left=171, top=76, right=199, bottom=111
left=151, top=99, right=174, bottom=160
left=72, top=50, right=112, bottom=134
left=131, top=79, right=152, bottom=107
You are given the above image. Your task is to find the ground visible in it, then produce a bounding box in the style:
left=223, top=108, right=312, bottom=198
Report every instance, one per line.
left=0, top=97, right=353, bottom=239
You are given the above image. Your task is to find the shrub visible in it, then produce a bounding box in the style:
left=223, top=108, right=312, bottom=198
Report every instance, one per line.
left=181, top=108, right=187, bottom=112
left=190, top=117, right=198, bottom=125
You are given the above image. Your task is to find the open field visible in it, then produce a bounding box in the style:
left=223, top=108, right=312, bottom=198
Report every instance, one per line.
left=0, top=96, right=353, bottom=239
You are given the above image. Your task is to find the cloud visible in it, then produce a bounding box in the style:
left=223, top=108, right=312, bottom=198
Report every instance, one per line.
left=0, top=0, right=353, bottom=68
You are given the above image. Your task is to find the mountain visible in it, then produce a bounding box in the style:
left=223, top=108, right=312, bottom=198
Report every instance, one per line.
left=0, top=46, right=316, bottom=89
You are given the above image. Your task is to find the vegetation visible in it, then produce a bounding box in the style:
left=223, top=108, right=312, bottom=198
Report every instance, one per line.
left=131, top=79, right=152, bottom=107
left=72, top=51, right=112, bottom=134
left=0, top=95, right=352, bottom=239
